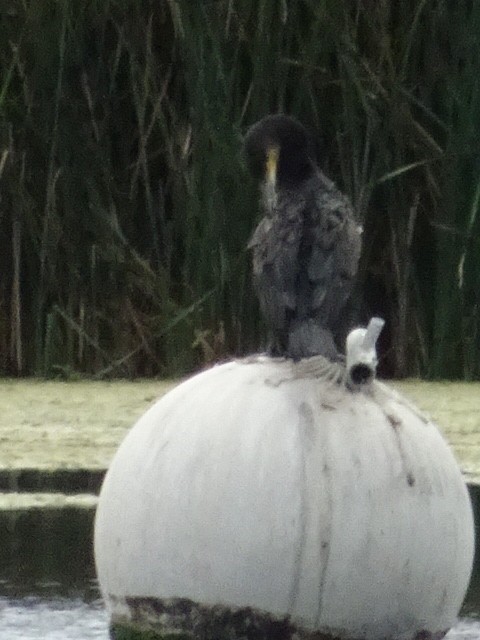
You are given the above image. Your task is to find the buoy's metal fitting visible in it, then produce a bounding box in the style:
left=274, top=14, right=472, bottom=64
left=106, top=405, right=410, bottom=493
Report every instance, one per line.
left=346, top=317, right=385, bottom=389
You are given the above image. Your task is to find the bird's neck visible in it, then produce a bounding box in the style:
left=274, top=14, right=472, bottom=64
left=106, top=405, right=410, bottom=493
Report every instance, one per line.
left=277, top=152, right=314, bottom=187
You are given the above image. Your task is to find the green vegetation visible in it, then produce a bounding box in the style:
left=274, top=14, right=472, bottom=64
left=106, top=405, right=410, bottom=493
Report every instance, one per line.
left=111, top=624, right=191, bottom=640
left=0, top=1, right=479, bottom=378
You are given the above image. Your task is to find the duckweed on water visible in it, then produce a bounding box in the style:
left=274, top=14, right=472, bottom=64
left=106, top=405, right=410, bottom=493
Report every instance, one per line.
left=0, top=379, right=176, bottom=470
left=0, top=378, right=477, bottom=484
left=394, top=380, right=480, bottom=484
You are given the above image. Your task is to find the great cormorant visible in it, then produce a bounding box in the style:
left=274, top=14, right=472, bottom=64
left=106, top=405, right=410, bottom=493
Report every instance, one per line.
left=244, top=114, right=362, bottom=360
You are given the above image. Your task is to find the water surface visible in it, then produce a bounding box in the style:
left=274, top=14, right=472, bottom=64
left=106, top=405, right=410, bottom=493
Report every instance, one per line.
left=1, top=595, right=108, bottom=640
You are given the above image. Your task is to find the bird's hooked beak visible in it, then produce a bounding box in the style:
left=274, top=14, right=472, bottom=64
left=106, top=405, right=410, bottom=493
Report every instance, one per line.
left=266, top=145, right=279, bottom=185
left=265, top=145, right=279, bottom=210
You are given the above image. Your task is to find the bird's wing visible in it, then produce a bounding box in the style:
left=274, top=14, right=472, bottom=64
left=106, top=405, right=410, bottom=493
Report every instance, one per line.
left=303, top=178, right=362, bottom=325
left=248, top=206, right=303, bottom=332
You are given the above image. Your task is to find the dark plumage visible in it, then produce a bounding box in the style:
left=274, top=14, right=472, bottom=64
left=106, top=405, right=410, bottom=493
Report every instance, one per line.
left=244, top=114, right=362, bottom=360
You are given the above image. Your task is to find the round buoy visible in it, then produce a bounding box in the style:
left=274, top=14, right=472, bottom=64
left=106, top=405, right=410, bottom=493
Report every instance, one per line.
left=94, top=357, right=474, bottom=640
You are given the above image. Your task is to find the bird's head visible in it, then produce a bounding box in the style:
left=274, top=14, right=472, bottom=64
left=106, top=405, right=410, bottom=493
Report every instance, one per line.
left=243, top=114, right=316, bottom=192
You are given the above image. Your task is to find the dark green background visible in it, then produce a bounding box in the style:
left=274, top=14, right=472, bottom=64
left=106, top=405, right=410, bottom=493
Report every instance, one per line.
left=1, top=1, right=479, bottom=379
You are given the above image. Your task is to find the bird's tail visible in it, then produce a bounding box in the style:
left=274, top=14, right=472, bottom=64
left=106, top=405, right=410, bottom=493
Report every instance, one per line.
left=287, top=319, right=340, bottom=361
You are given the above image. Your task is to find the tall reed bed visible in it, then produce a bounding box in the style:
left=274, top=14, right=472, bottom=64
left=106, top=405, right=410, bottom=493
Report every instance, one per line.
left=0, top=0, right=479, bottom=378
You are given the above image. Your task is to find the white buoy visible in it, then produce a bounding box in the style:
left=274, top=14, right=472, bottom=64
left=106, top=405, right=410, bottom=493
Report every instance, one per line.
left=95, top=335, right=474, bottom=639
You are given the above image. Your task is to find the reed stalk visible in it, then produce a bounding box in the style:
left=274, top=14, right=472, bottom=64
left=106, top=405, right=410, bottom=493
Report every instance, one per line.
left=0, top=0, right=478, bottom=378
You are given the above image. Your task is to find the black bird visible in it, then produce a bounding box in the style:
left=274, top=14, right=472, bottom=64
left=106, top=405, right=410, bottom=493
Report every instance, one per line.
left=244, top=114, right=362, bottom=360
